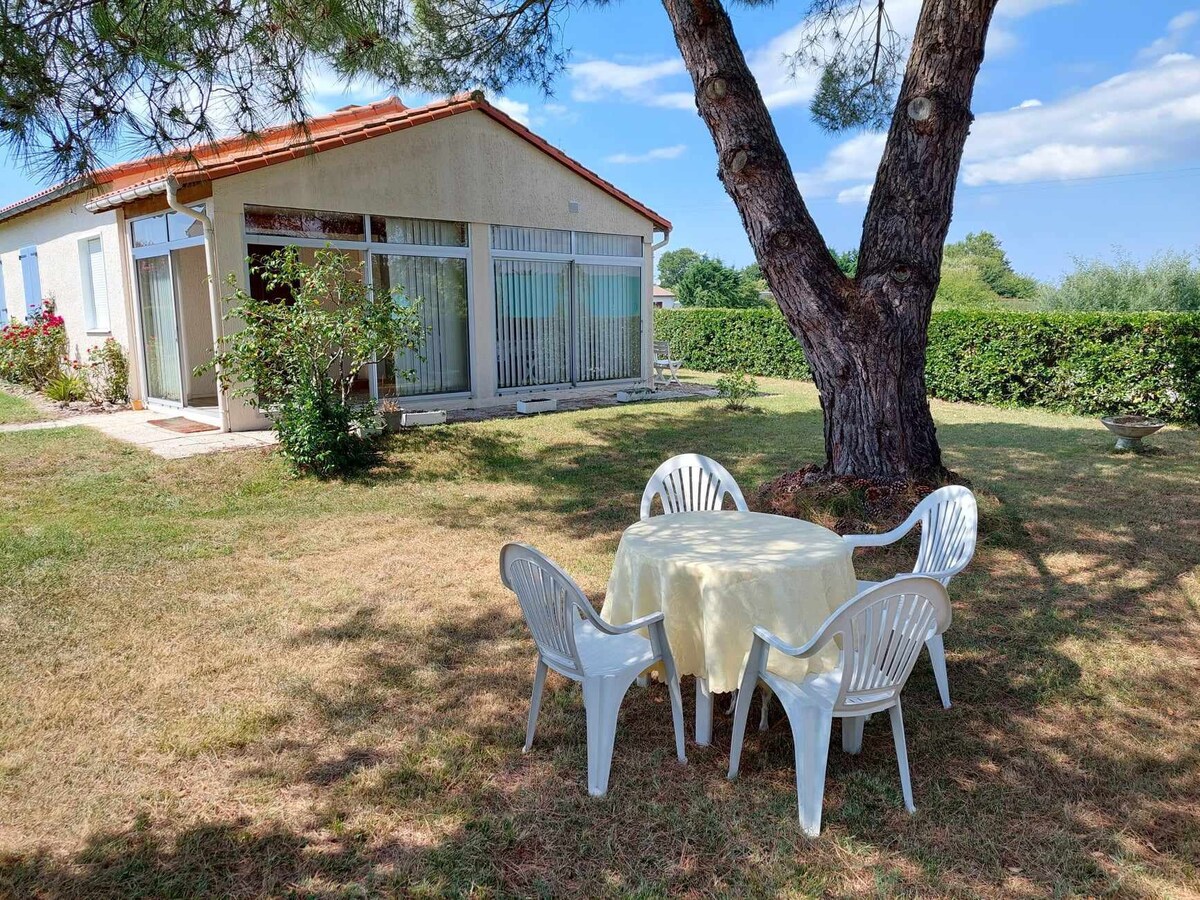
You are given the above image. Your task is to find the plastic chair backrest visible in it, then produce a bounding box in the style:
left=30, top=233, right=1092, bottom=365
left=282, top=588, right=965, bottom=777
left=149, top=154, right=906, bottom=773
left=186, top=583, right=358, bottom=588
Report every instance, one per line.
left=500, top=543, right=589, bottom=676
left=912, top=486, right=978, bottom=583
left=639, top=453, right=749, bottom=520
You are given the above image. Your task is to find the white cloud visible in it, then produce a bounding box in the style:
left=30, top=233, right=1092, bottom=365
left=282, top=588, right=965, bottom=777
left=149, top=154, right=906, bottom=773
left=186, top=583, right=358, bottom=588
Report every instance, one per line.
left=492, top=97, right=531, bottom=126
left=794, top=19, right=1200, bottom=202
left=568, top=58, right=692, bottom=108
left=836, top=183, right=874, bottom=204
left=1139, top=9, right=1199, bottom=61
left=605, top=144, right=687, bottom=164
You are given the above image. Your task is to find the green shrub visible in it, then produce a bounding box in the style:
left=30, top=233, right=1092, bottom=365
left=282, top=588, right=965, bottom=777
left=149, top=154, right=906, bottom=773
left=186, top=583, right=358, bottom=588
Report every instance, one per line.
left=934, top=266, right=1004, bottom=310
left=0, top=305, right=67, bottom=387
left=43, top=370, right=89, bottom=402
left=201, top=246, right=424, bottom=476
left=84, top=338, right=129, bottom=403
left=1040, top=251, right=1200, bottom=312
left=715, top=370, right=757, bottom=410
left=654, top=308, right=1200, bottom=423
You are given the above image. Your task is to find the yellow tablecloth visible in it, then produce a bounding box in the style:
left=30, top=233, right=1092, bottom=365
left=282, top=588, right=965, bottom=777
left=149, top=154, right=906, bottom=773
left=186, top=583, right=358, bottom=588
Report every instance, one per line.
left=602, top=511, right=857, bottom=693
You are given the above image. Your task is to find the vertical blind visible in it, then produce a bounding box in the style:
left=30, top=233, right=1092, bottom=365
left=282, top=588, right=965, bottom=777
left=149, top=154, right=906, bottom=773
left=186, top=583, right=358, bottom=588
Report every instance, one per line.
left=574, top=265, right=641, bottom=382
left=494, top=259, right=571, bottom=389
left=374, top=254, right=471, bottom=396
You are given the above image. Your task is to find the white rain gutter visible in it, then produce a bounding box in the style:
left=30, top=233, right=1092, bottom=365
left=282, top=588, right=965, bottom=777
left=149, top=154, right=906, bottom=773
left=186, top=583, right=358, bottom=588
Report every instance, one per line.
left=651, top=226, right=670, bottom=253
left=84, top=179, right=169, bottom=212
left=164, top=175, right=230, bottom=432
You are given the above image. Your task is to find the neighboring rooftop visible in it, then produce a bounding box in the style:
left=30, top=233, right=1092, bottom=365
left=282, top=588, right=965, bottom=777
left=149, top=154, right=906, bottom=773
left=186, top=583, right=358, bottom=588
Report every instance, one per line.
left=0, top=93, right=670, bottom=230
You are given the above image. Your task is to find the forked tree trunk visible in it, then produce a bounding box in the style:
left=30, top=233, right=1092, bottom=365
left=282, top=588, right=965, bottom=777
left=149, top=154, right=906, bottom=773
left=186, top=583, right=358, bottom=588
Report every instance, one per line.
left=660, top=0, right=998, bottom=479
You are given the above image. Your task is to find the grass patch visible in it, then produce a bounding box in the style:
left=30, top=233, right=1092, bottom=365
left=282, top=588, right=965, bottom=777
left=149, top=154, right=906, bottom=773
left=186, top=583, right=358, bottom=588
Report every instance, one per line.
left=0, top=374, right=1197, bottom=896
left=0, top=386, right=46, bottom=425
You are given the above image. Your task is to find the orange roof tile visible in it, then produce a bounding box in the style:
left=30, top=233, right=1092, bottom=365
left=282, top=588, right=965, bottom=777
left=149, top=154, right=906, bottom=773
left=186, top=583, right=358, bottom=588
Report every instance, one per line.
left=0, top=93, right=671, bottom=230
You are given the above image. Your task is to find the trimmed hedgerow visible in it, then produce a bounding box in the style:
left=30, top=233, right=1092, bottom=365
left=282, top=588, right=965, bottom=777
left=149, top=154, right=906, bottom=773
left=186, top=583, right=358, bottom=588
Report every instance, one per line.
left=653, top=308, right=1200, bottom=424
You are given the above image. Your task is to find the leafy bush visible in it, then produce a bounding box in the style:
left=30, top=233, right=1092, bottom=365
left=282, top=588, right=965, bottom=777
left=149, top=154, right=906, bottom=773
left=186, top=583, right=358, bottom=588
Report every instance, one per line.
left=934, top=265, right=1005, bottom=310
left=715, top=370, right=757, bottom=410
left=1040, top=251, right=1200, bottom=312
left=0, top=303, right=67, bottom=387
left=943, top=231, right=1038, bottom=299
left=84, top=338, right=129, bottom=404
left=654, top=308, right=1200, bottom=423
left=44, top=370, right=89, bottom=402
left=201, top=246, right=424, bottom=476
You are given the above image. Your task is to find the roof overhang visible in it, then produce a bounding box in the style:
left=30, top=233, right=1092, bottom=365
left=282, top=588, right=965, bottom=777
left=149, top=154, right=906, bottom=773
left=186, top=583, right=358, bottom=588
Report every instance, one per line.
left=84, top=178, right=172, bottom=213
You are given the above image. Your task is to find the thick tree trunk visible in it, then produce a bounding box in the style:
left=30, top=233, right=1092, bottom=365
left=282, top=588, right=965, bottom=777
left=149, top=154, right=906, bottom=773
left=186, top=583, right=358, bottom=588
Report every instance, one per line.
left=660, top=0, right=998, bottom=479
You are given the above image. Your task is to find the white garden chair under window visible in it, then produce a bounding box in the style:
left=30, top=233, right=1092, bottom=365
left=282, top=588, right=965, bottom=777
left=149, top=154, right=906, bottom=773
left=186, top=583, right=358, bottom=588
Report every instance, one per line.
left=500, top=542, right=687, bottom=797
left=842, top=485, right=977, bottom=709
left=653, top=340, right=682, bottom=386
left=728, top=576, right=952, bottom=837
left=640, top=453, right=749, bottom=520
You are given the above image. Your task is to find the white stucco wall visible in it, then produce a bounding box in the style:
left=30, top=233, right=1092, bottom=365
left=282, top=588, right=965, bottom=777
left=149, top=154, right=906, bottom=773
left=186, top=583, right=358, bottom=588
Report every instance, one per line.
left=0, top=196, right=129, bottom=364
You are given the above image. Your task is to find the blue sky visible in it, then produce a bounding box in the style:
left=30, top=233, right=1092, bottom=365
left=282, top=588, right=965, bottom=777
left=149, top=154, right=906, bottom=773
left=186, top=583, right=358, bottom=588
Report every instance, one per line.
left=3, top=0, right=1199, bottom=282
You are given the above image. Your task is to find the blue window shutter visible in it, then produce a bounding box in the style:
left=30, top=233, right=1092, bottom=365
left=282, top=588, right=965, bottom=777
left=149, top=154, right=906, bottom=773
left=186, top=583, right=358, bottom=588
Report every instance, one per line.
left=19, top=246, right=41, bottom=321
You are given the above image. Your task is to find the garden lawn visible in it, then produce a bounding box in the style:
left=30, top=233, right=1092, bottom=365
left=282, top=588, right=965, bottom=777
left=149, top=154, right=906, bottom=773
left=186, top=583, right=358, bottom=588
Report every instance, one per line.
left=0, top=374, right=1198, bottom=898
left=0, top=387, right=45, bottom=425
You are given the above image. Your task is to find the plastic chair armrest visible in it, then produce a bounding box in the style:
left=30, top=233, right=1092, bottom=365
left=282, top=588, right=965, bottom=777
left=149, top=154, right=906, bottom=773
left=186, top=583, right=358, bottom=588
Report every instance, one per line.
left=587, top=609, right=665, bottom=635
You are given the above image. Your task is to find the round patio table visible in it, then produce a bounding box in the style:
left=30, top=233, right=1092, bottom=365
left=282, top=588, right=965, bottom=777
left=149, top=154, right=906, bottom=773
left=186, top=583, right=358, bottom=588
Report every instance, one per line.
left=602, top=510, right=857, bottom=745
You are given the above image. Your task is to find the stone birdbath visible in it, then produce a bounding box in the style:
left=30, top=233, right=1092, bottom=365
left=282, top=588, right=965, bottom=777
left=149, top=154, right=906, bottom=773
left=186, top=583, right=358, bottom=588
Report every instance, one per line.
left=1100, top=415, right=1166, bottom=450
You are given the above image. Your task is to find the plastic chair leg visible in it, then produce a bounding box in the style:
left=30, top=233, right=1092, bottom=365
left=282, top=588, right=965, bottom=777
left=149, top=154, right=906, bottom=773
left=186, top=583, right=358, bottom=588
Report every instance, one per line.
left=524, top=658, right=548, bottom=753
left=788, top=705, right=833, bottom=837
left=659, top=653, right=688, bottom=764
left=759, top=684, right=773, bottom=732
left=582, top=677, right=624, bottom=797
left=889, top=700, right=915, bottom=814
left=695, top=677, right=713, bottom=746
left=728, top=681, right=755, bottom=779
left=841, top=714, right=865, bottom=754
left=926, top=633, right=951, bottom=709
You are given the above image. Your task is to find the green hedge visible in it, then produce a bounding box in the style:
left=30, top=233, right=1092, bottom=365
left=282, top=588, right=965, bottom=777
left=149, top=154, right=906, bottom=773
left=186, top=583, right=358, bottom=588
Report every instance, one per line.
left=653, top=308, right=1200, bottom=424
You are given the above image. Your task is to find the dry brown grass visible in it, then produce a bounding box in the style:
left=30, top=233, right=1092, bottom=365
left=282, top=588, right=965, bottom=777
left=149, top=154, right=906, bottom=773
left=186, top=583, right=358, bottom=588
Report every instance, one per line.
left=0, top=375, right=1198, bottom=898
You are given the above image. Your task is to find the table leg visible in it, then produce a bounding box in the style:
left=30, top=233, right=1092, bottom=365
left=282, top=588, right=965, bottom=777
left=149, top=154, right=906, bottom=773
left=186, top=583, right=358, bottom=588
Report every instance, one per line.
left=695, top=677, right=713, bottom=746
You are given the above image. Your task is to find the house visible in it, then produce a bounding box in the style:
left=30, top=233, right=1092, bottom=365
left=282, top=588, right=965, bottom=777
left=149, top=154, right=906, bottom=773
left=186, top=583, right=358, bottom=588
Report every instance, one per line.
left=652, top=284, right=679, bottom=309
left=0, top=93, right=671, bottom=431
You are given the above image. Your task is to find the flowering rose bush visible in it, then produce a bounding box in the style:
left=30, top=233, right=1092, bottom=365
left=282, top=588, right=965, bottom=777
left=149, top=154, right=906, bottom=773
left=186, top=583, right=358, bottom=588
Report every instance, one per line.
left=0, top=301, right=67, bottom=387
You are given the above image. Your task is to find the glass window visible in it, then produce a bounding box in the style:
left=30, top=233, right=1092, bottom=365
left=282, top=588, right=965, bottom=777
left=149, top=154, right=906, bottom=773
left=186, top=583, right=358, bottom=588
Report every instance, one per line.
left=575, top=232, right=643, bottom=258
left=244, top=205, right=366, bottom=241
left=574, top=264, right=641, bottom=382
left=490, top=225, right=571, bottom=254
left=167, top=210, right=205, bottom=241
left=373, top=254, right=471, bottom=396
left=494, top=258, right=571, bottom=388
left=131, top=215, right=168, bottom=248
left=370, top=216, right=468, bottom=247
left=80, top=237, right=111, bottom=332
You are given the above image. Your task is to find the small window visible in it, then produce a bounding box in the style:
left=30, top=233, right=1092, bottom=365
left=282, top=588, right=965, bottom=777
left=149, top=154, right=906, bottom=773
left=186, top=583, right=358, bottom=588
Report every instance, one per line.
left=131, top=215, right=169, bottom=248
left=370, top=216, right=468, bottom=247
left=575, top=231, right=643, bottom=258
left=490, top=225, right=571, bottom=254
left=244, top=205, right=365, bottom=242
left=167, top=210, right=205, bottom=241
left=19, top=246, right=41, bottom=320
left=80, top=236, right=111, bottom=332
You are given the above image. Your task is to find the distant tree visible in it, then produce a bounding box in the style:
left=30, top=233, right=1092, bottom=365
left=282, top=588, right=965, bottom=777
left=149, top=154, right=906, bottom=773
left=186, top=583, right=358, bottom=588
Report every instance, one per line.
left=831, top=249, right=859, bottom=277
left=657, top=248, right=705, bottom=289
left=1040, top=251, right=1200, bottom=312
left=676, top=257, right=765, bottom=308
left=943, top=232, right=1037, bottom=298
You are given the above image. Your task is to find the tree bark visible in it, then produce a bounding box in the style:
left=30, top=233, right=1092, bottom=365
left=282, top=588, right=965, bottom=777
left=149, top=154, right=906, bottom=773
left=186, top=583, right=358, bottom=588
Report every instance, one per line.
left=660, top=0, right=998, bottom=480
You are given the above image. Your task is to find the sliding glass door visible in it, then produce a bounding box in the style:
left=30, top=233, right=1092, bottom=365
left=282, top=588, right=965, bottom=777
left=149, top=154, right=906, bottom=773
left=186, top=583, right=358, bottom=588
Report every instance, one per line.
left=136, top=255, right=182, bottom=404
left=494, top=259, right=571, bottom=389
left=373, top=254, right=471, bottom=396
left=574, top=264, right=641, bottom=382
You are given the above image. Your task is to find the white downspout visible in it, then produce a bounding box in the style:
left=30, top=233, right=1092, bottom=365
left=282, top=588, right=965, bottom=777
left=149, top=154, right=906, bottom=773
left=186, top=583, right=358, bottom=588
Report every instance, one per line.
left=652, top=227, right=670, bottom=253
left=165, top=175, right=230, bottom=432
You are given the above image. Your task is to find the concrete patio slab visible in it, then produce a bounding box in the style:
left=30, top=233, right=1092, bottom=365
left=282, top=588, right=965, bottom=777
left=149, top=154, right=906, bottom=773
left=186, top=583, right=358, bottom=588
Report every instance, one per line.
left=0, top=410, right=277, bottom=459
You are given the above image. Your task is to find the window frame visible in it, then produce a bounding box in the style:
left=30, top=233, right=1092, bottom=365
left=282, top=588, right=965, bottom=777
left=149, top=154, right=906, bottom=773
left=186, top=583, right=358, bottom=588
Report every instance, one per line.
left=79, top=234, right=112, bottom=333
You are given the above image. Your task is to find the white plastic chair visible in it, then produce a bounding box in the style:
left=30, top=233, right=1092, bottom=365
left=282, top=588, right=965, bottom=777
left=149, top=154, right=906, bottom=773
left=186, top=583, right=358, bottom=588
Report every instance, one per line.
left=842, top=485, right=977, bottom=709
left=500, top=543, right=687, bottom=796
left=728, top=576, right=952, bottom=837
left=639, top=453, right=750, bottom=738
left=653, top=340, right=682, bottom=386
left=640, top=453, right=749, bottom=521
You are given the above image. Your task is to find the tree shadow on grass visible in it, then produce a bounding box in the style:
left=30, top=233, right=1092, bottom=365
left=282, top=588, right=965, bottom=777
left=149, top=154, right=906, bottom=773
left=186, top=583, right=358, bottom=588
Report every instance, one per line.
left=4, top=404, right=1198, bottom=896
